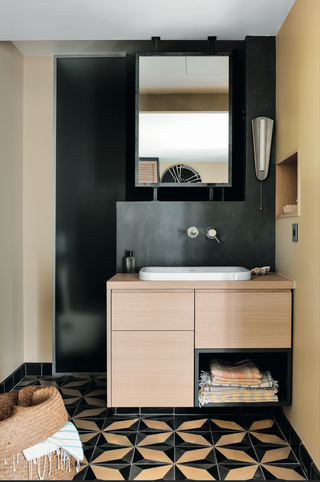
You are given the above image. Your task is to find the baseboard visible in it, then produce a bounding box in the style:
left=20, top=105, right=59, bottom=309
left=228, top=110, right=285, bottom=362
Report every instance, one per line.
left=0, top=362, right=52, bottom=393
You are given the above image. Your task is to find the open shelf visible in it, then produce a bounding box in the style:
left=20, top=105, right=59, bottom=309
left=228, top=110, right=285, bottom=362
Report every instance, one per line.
left=276, top=149, right=300, bottom=218
left=195, top=348, right=292, bottom=407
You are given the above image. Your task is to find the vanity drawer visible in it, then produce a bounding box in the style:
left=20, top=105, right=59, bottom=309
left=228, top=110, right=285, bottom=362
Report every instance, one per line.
left=112, top=330, right=194, bottom=407
left=112, top=290, right=194, bottom=330
left=195, top=290, right=292, bottom=348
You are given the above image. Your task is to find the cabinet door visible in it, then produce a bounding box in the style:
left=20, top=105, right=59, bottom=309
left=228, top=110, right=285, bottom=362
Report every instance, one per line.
left=112, top=290, right=194, bottom=330
left=112, top=331, right=194, bottom=407
left=195, top=290, right=292, bottom=348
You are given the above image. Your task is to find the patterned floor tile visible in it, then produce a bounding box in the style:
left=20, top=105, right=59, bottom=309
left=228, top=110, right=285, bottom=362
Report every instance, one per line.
left=38, top=376, right=67, bottom=387
left=175, top=431, right=213, bottom=448
left=133, top=446, right=175, bottom=464
left=12, top=375, right=310, bottom=480
left=175, top=446, right=216, bottom=465
left=73, top=465, right=89, bottom=480
left=210, top=418, right=246, bottom=432
left=175, top=463, right=219, bottom=480
left=255, top=445, right=298, bottom=464
left=244, top=417, right=287, bottom=440
left=95, top=465, right=131, bottom=480
left=91, top=446, right=134, bottom=464
left=16, top=377, right=38, bottom=387
left=139, top=418, right=174, bottom=432
left=81, top=446, right=97, bottom=465
left=130, top=464, right=175, bottom=480
left=103, top=418, right=140, bottom=432
left=100, top=431, right=137, bottom=448
left=261, top=463, right=306, bottom=480
left=175, top=417, right=211, bottom=432
left=91, top=378, right=107, bottom=388
left=73, top=407, right=109, bottom=419
left=136, top=431, right=175, bottom=447
left=62, top=379, right=93, bottom=389
left=80, top=431, right=101, bottom=446
left=249, top=431, right=289, bottom=447
left=215, top=446, right=258, bottom=464
left=213, top=431, right=252, bottom=447
left=60, top=387, right=88, bottom=398
left=77, top=396, right=108, bottom=408
left=219, top=464, right=265, bottom=480
left=73, top=417, right=105, bottom=432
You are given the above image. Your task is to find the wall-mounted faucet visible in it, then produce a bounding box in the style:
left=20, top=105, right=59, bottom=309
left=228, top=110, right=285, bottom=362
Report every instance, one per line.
left=206, top=226, right=220, bottom=243
left=187, top=226, right=199, bottom=238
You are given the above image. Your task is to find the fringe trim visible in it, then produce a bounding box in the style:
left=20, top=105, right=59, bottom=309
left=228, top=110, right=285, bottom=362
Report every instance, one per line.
left=2, top=450, right=74, bottom=480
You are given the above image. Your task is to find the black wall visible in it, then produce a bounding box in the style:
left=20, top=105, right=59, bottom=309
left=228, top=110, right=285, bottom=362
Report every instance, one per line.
left=55, top=37, right=275, bottom=373
left=117, top=36, right=276, bottom=272
left=55, top=56, right=126, bottom=373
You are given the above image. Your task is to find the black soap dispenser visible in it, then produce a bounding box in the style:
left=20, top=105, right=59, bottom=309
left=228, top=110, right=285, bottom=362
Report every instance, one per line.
left=126, top=251, right=135, bottom=274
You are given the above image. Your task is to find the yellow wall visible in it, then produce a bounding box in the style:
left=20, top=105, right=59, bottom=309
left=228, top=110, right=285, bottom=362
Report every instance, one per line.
left=276, top=0, right=320, bottom=466
left=23, top=56, right=54, bottom=362
left=0, top=42, right=24, bottom=382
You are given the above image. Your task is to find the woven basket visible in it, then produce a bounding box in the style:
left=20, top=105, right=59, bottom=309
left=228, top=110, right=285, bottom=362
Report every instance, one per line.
left=0, top=386, right=76, bottom=480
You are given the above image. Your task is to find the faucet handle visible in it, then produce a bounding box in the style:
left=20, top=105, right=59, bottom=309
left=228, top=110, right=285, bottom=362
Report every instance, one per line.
left=187, top=226, right=199, bottom=238
left=206, top=226, right=220, bottom=243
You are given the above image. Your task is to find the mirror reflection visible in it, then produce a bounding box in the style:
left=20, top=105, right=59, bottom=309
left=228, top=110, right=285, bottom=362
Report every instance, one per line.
left=136, top=54, right=231, bottom=186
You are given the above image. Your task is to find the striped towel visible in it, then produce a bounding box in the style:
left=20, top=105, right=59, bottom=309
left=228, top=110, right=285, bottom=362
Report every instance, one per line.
left=209, top=359, right=262, bottom=382
left=200, top=371, right=278, bottom=391
left=23, top=421, right=83, bottom=462
left=198, top=370, right=278, bottom=405
left=199, top=391, right=278, bottom=405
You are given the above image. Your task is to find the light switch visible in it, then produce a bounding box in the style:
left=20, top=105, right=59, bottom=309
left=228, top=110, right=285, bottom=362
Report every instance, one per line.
left=292, top=223, right=298, bottom=242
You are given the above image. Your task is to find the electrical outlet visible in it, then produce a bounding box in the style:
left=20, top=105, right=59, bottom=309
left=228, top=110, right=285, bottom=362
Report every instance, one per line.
left=292, top=223, right=298, bottom=242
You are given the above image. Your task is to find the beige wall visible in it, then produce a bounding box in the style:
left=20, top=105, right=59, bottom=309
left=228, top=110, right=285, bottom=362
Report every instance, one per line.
left=23, top=56, right=54, bottom=362
left=0, top=43, right=24, bottom=382
left=140, top=93, right=228, bottom=111
left=276, top=0, right=320, bottom=466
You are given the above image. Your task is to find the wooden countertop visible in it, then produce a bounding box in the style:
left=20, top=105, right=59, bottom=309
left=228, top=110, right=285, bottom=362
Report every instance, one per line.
left=107, top=272, right=295, bottom=290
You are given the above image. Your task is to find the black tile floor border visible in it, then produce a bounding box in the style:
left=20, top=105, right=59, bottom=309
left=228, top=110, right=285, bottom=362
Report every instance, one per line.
left=1, top=372, right=317, bottom=480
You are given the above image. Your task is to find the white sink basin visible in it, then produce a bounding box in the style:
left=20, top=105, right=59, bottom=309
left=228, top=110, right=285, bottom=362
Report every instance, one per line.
left=139, top=266, right=251, bottom=281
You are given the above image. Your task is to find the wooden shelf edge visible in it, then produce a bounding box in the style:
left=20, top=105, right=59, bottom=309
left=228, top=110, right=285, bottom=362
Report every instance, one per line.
left=276, top=147, right=300, bottom=165
left=276, top=212, right=300, bottom=219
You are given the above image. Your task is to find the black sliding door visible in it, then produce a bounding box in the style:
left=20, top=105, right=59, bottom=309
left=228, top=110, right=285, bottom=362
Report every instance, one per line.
left=54, top=56, right=126, bottom=373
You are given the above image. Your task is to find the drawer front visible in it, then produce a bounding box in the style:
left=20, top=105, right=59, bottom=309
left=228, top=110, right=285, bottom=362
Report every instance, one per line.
left=112, top=331, right=194, bottom=407
left=112, top=290, right=194, bottom=331
left=195, top=290, right=292, bottom=348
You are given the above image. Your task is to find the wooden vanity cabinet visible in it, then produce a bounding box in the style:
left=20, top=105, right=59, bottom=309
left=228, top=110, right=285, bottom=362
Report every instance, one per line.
left=107, top=274, right=294, bottom=408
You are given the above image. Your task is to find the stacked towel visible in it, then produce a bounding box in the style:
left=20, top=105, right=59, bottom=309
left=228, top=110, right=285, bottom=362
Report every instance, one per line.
left=209, top=359, right=262, bottom=385
left=198, top=359, right=278, bottom=405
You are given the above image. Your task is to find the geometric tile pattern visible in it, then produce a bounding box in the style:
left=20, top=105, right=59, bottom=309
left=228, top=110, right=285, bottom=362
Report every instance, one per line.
left=14, top=375, right=308, bottom=480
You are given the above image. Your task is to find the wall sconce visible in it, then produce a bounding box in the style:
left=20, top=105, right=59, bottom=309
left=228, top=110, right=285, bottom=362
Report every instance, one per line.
left=252, top=116, right=274, bottom=209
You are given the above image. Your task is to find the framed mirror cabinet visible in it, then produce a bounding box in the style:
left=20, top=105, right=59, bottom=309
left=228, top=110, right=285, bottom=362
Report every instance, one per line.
left=135, top=52, right=233, bottom=188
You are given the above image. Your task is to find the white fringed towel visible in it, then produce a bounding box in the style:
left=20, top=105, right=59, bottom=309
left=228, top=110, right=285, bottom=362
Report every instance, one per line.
left=23, top=421, right=83, bottom=462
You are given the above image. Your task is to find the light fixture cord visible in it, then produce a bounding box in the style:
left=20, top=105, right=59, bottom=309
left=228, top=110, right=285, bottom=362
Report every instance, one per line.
left=260, top=180, right=263, bottom=210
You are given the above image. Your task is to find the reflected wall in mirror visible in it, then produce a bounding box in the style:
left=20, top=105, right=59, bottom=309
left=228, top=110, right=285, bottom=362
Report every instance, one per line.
left=135, top=53, right=232, bottom=187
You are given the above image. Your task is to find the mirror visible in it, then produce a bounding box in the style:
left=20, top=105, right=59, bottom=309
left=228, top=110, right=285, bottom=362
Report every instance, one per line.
left=135, top=53, right=232, bottom=187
